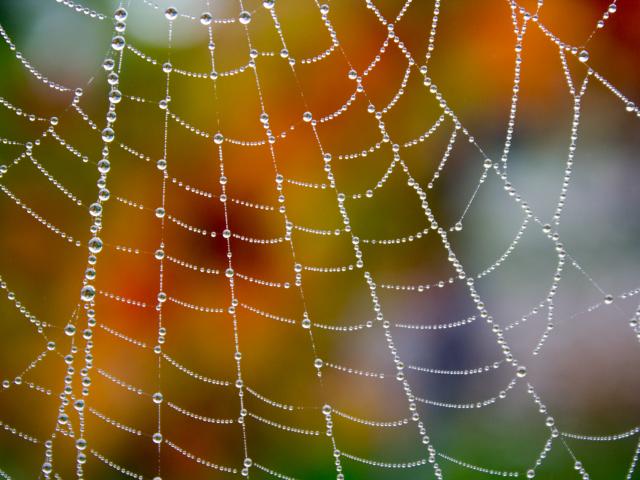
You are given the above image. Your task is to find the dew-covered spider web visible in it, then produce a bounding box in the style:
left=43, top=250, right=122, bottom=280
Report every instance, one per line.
left=0, top=0, right=639, bottom=478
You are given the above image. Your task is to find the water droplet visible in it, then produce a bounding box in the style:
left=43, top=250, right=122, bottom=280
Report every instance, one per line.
left=302, top=111, right=312, bottom=122
left=604, top=294, right=614, bottom=305
left=516, top=365, right=527, bottom=378
left=152, top=432, right=163, bottom=444
left=99, top=187, right=110, bottom=202
left=89, top=202, right=103, bottom=217
left=88, top=237, right=103, bottom=254
left=111, top=36, right=125, bottom=51
left=97, top=159, right=111, bottom=174
left=239, top=11, right=252, bottom=24
left=101, top=127, right=115, bottom=143
left=108, top=90, right=122, bottom=104
left=214, top=133, right=224, bottom=144
left=200, top=12, right=212, bottom=25
left=164, top=7, right=178, bottom=21
left=85, top=267, right=96, bottom=280
left=80, top=285, right=95, bottom=302
left=152, top=392, right=163, bottom=404
left=348, top=69, right=358, bottom=80
left=114, top=8, right=127, bottom=21
left=225, top=268, right=234, bottom=278
left=578, top=50, right=589, bottom=63
left=263, top=0, right=275, bottom=8
left=107, top=72, right=119, bottom=86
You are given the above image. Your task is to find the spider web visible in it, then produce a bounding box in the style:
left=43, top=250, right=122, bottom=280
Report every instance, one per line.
left=0, top=0, right=639, bottom=479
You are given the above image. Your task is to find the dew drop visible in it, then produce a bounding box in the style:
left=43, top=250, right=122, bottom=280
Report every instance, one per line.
left=101, top=127, right=115, bottom=143
left=200, top=12, right=212, bottom=25
left=103, top=58, right=115, bottom=71
left=114, top=8, right=127, bottom=21
left=164, top=7, right=178, bottom=21
left=111, top=36, right=125, bottom=51
left=80, top=285, right=96, bottom=302
left=239, top=11, right=252, bottom=24
left=97, top=159, right=111, bottom=174
left=89, top=202, right=103, bottom=217
left=108, top=89, right=122, bottom=104
left=88, top=237, right=103, bottom=254
left=578, top=50, right=589, bottom=63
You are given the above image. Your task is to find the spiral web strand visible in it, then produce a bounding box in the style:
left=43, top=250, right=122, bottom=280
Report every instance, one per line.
left=0, top=0, right=638, bottom=479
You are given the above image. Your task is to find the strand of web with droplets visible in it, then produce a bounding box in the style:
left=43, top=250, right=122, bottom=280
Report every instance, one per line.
left=197, top=2, right=256, bottom=475
left=232, top=0, right=346, bottom=476
left=49, top=4, right=132, bottom=478
left=0, top=9, right=130, bottom=478
left=144, top=7, right=178, bottom=479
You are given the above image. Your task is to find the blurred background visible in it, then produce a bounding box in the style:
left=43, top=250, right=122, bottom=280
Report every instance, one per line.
left=0, top=0, right=639, bottom=478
